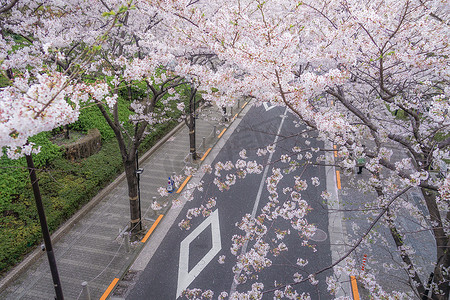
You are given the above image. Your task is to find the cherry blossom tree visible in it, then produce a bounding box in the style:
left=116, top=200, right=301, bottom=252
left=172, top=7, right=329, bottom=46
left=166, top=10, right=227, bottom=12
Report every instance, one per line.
left=77, top=2, right=218, bottom=233
left=0, top=0, right=212, bottom=233
left=0, top=0, right=131, bottom=156
left=160, top=0, right=449, bottom=298
left=0, top=2, right=133, bottom=297
left=2, top=0, right=449, bottom=298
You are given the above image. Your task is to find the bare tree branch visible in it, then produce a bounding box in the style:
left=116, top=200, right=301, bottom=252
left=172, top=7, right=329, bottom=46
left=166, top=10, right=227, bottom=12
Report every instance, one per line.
left=0, top=0, right=19, bottom=14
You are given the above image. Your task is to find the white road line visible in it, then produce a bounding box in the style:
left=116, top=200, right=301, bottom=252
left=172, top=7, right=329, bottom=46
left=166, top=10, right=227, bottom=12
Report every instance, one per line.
left=229, top=107, right=288, bottom=296
left=130, top=102, right=253, bottom=273
left=177, top=209, right=222, bottom=298
left=263, top=102, right=277, bottom=111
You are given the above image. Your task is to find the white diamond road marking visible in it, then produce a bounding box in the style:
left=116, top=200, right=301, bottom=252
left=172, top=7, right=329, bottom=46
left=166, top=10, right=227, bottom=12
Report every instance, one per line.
left=263, top=102, right=277, bottom=111
left=177, top=209, right=221, bottom=298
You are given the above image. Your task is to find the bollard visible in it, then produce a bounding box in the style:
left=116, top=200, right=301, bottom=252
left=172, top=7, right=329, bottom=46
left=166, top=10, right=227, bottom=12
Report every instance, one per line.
left=124, top=232, right=130, bottom=253
left=230, top=107, right=233, bottom=117
left=213, top=125, right=217, bottom=138
left=222, top=107, right=227, bottom=122
left=202, top=136, right=206, bottom=151
left=152, top=196, right=157, bottom=215
left=81, top=281, right=91, bottom=300
left=238, top=99, right=240, bottom=108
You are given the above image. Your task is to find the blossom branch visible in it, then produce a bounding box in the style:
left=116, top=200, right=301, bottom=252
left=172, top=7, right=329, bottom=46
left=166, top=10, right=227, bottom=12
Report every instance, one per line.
left=262, top=186, right=412, bottom=295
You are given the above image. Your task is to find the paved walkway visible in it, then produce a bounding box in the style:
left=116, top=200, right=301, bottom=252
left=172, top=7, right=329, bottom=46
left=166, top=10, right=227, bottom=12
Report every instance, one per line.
left=0, top=100, right=249, bottom=300
left=337, top=142, right=436, bottom=299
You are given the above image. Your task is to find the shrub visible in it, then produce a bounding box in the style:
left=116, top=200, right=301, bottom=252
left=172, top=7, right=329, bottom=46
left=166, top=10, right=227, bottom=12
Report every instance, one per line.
left=0, top=139, right=123, bottom=274
left=0, top=132, right=62, bottom=272
left=70, top=97, right=132, bottom=140
left=0, top=81, right=195, bottom=275
left=0, top=132, right=62, bottom=211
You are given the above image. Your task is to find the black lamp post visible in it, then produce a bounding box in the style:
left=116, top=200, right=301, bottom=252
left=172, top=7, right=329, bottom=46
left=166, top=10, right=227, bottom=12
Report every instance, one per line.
left=25, top=154, right=64, bottom=300
left=188, top=84, right=197, bottom=160
left=135, top=150, right=143, bottom=231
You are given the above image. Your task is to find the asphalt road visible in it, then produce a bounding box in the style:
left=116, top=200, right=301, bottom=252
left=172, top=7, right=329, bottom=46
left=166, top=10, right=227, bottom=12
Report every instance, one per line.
left=126, top=104, right=333, bottom=299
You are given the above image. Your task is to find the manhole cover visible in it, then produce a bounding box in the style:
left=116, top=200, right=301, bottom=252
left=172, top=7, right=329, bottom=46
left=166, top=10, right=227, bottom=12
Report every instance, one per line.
left=308, top=229, right=328, bottom=242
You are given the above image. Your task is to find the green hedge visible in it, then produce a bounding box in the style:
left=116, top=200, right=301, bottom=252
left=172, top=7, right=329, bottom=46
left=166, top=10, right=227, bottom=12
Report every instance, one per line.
left=0, top=132, right=63, bottom=273
left=0, top=139, right=123, bottom=273
left=0, top=132, right=62, bottom=213
left=0, top=111, right=183, bottom=275
left=0, top=79, right=194, bottom=275
left=70, top=97, right=132, bottom=140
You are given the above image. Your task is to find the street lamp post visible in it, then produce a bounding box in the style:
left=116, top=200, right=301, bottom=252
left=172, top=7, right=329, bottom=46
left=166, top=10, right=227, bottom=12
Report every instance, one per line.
left=189, top=84, right=197, bottom=160
left=135, top=150, right=143, bottom=231
left=25, top=154, right=64, bottom=300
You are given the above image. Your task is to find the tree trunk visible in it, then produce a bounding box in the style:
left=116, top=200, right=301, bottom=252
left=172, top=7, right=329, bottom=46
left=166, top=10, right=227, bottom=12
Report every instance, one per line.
left=420, top=187, right=449, bottom=300
left=375, top=186, right=427, bottom=298
left=64, top=124, right=70, bottom=140
left=124, top=158, right=141, bottom=233
left=385, top=208, right=426, bottom=297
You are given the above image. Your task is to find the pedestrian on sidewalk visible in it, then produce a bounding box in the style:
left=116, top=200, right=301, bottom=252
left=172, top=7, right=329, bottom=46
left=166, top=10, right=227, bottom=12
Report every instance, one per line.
left=167, top=177, right=175, bottom=193
left=356, top=145, right=366, bottom=174
left=356, top=158, right=366, bottom=174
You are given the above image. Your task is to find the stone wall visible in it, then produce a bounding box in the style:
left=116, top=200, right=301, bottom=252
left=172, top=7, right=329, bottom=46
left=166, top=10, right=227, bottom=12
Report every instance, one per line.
left=64, top=128, right=102, bottom=161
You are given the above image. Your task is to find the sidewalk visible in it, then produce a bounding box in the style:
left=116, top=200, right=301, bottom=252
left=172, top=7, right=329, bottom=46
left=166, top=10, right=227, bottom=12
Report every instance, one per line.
left=337, top=143, right=436, bottom=299
left=0, top=100, right=249, bottom=300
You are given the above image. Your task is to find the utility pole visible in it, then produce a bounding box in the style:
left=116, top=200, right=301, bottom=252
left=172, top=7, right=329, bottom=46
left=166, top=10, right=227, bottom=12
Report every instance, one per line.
left=25, top=154, right=64, bottom=300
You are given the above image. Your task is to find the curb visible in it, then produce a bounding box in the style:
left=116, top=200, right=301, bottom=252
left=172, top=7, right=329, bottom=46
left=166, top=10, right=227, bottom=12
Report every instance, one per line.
left=0, top=120, right=186, bottom=293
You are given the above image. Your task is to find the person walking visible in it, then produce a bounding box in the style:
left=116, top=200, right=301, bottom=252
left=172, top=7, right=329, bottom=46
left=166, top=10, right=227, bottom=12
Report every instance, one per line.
left=356, top=145, right=366, bottom=174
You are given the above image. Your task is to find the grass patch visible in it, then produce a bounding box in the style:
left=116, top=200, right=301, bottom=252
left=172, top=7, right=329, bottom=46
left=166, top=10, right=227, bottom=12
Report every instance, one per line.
left=0, top=76, right=195, bottom=276
left=0, top=114, right=183, bottom=277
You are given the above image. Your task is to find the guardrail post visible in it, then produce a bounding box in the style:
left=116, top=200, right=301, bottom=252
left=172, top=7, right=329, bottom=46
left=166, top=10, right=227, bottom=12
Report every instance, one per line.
left=222, top=106, right=227, bottom=122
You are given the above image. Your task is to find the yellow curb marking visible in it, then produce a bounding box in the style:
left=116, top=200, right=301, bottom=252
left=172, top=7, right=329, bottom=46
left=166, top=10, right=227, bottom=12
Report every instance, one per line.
left=336, top=170, right=341, bottom=190
left=350, top=276, right=360, bottom=300
left=141, top=214, right=164, bottom=243
left=242, top=101, right=248, bottom=109
left=333, top=144, right=337, bottom=158
left=176, top=175, right=192, bottom=194
left=218, top=128, right=227, bottom=139
left=201, top=148, right=212, bottom=161
left=100, top=278, right=119, bottom=300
